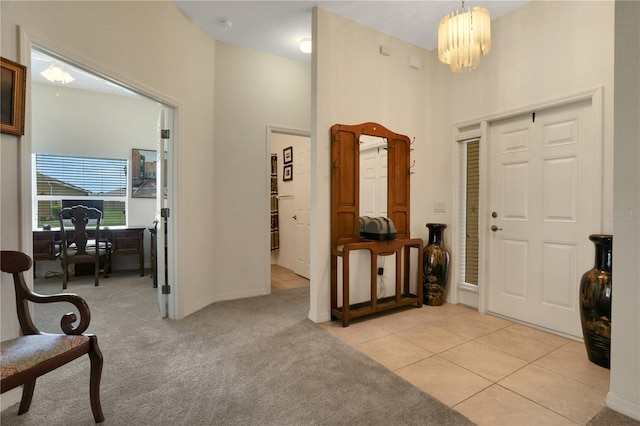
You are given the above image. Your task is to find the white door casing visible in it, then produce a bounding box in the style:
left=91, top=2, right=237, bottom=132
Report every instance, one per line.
left=488, top=98, right=599, bottom=338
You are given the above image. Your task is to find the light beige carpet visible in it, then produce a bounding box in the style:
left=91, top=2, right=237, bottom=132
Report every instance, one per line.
left=1, top=271, right=474, bottom=425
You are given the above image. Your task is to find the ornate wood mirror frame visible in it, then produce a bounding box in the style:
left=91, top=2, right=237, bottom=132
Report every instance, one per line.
left=330, top=122, right=411, bottom=248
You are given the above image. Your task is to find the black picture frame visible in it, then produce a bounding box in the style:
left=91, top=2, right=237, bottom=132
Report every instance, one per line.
left=1, top=57, right=27, bottom=136
left=283, top=146, right=293, bottom=164
left=283, top=164, right=293, bottom=181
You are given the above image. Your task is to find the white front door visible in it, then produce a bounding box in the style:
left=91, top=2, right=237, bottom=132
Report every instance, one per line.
left=293, top=140, right=310, bottom=279
left=488, top=99, right=600, bottom=337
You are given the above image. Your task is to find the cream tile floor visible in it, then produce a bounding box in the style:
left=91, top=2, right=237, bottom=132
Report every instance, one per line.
left=271, top=264, right=310, bottom=291
left=320, top=303, right=611, bottom=425
left=271, top=266, right=610, bottom=425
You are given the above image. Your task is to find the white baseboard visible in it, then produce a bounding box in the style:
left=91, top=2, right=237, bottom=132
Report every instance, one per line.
left=182, top=288, right=268, bottom=318
left=606, top=391, right=640, bottom=420
left=1, top=388, right=21, bottom=412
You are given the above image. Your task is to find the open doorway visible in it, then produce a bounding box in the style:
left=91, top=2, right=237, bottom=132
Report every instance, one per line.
left=268, top=127, right=310, bottom=291
left=29, top=45, right=176, bottom=318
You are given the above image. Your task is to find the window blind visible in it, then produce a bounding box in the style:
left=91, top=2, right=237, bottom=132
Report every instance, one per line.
left=36, top=154, right=127, bottom=196
left=34, top=154, right=127, bottom=227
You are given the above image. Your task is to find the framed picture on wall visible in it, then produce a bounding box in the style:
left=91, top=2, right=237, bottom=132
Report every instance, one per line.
left=131, top=148, right=167, bottom=198
left=283, top=164, right=293, bottom=181
left=0, top=57, right=27, bottom=136
left=283, top=146, right=293, bottom=164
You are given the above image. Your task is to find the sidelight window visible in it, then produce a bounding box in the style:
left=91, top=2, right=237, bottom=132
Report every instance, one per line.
left=459, top=139, right=480, bottom=286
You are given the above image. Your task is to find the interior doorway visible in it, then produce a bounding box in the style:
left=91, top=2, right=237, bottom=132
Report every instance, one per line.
left=28, top=44, right=177, bottom=318
left=268, top=127, right=311, bottom=286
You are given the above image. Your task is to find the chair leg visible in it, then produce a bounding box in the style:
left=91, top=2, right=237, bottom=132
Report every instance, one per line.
left=88, top=336, right=105, bottom=423
left=17, top=378, right=36, bottom=415
left=103, top=257, right=110, bottom=279
left=62, top=261, right=68, bottom=290
left=94, top=259, right=99, bottom=287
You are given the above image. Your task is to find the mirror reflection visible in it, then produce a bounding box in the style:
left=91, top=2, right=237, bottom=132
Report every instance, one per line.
left=359, top=135, right=387, bottom=218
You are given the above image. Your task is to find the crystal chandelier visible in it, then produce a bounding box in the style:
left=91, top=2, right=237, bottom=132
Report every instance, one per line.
left=438, top=1, right=492, bottom=73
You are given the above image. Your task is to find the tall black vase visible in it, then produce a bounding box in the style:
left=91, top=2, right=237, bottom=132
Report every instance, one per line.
left=579, top=234, right=612, bottom=369
left=423, top=223, right=450, bottom=306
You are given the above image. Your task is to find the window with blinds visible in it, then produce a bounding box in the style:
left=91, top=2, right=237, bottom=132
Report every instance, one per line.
left=465, top=141, right=480, bottom=285
left=458, top=139, right=480, bottom=286
left=33, top=154, right=128, bottom=228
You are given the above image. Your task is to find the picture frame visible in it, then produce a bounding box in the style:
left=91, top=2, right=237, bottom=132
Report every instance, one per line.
left=131, top=148, right=167, bottom=198
left=283, top=164, right=293, bottom=181
left=1, top=57, right=27, bottom=136
left=283, top=146, right=293, bottom=164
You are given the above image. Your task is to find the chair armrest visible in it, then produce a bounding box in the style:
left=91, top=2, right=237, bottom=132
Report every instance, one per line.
left=2, top=250, right=91, bottom=336
left=21, top=291, right=91, bottom=335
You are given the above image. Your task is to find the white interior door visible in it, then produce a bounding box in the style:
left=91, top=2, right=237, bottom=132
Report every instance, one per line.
left=293, top=141, right=310, bottom=279
left=488, top=99, right=599, bottom=337
left=156, top=107, right=170, bottom=317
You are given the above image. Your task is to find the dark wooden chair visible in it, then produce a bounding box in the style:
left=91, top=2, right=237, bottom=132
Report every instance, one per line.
left=59, top=205, right=110, bottom=289
left=0, top=250, right=105, bottom=423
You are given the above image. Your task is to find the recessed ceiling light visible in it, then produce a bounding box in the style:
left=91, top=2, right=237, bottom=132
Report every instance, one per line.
left=299, top=38, right=312, bottom=54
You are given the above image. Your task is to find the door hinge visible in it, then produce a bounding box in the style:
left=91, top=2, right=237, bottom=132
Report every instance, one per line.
left=162, top=284, right=171, bottom=294
left=161, top=129, right=170, bottom=139
left=161, top=208, right=170, bottom=218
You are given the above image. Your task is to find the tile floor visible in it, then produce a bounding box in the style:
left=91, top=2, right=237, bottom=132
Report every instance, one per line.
left=271, top=265, right=611, bottom=425
left=321, top=303, right=611, bottom=425
left=271, top=264, right=311, bottom=291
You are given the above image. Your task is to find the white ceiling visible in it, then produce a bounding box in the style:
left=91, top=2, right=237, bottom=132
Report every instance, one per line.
left=31, top=48, right=143, bottom=98
left=174, top=0, right=528, bottom=63
left=31, top=1, right=528, bottom=95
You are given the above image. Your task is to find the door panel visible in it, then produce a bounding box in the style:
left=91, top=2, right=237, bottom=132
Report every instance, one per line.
left=489, top=99, right=597, bottom=337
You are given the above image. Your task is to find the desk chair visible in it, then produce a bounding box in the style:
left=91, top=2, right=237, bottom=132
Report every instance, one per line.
left=59, top=205, right=110, bottom=289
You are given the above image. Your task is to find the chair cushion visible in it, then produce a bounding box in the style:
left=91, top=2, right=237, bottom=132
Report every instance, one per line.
left=1, top=334, right=89, bottom=379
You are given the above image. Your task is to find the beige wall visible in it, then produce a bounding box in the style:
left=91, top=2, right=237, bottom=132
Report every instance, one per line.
left=211, top=41, right=311, bottom=307
left=311, top=8, right=432, bottom=320
left=610, top=0, right=640, bottom=418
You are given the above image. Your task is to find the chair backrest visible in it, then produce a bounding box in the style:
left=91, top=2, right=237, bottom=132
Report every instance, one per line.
left=59, top=205, right=103, bottom=256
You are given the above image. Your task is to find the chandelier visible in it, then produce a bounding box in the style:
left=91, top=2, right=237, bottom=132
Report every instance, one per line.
left=438, top=1, right=491, bottom=73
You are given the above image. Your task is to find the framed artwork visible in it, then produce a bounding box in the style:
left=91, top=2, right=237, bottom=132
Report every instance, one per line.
left=283, top=164, right=293, bottom=181
left=1, top=57, right=27, bottom=136
left=131, top=148, right=167, bottom=198
left=283, top=146, right=293, bottom=164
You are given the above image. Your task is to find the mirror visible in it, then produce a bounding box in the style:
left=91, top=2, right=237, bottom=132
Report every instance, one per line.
left=359, top=135, right=387, bottom=218
left=331, top=122, right=411, bottom=247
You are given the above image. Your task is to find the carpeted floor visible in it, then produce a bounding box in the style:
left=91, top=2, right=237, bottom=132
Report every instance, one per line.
left=1, top=272, right=474, bottom=425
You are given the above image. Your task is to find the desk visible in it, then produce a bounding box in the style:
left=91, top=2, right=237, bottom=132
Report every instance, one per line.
left=33, top=227, right=146, bottom=276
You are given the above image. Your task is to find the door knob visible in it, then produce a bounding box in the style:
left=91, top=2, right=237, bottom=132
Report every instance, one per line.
left=292, top=215, right=297, bottom=220
left=491, top=225, right=502, bottom=232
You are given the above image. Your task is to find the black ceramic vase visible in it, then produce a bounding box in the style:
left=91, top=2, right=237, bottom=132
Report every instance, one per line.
left=579, top=234, right=612, bottom=369
left=423, top=223, right=450, bottom=306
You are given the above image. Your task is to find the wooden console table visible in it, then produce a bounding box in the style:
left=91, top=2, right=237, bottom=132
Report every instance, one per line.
left=33, top=227, right=146, bottom=276
left=331, top=238, right=423, bottom=327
